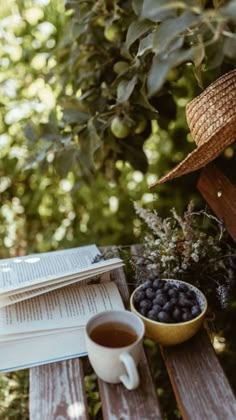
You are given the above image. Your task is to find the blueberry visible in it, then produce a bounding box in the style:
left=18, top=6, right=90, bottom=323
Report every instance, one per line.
left=152, top=304, right=162, bottom=314
left=147, top=310, right=158, bottom=321
left=179, top=298, right=192, bottom=308
left=141, top=280, right=153, bottom=290
left=182, top=312, right=193, bottom=322
left=172, top=307, right=182, bottom=322
left=169, top=297, right=178, bottom=306
left=155, top=289, right=165, bottom=297
left=157, top=311, right=172, bottom=323
left=157, top=279, right=165, bottom=289
left=178, top=284, right=189, bottom=293
left=191, top=305, right=201, bottom=317
left=186, top=290, right=196, bottom=300
left=163, top=301, right=173, bottom=312
left=178, top=292, right=187, bottom=300
left=139, top=299, right=152, bottom=310
left=138, top=307, right=148, bottom=317
left=154, top=294, right=168, bottom=306
left=133, top=290, right=146, bottom=304
left=168, top=288, right=178, bottom=298
left=163, top=282, right=172, bottom=291
left=152, top=279, right=162, bottom=290
left=181, top=307, right=188, bottom=313
left=146, top=287, right=156, bottom=300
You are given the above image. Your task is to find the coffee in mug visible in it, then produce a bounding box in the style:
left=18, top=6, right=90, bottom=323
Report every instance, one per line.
left=85, top=310, right=145, bottom=390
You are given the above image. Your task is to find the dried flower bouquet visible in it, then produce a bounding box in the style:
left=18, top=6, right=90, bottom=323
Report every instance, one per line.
left=132, top=201, right=236, bottom=310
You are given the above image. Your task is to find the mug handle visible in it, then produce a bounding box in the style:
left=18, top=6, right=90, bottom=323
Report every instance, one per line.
left=119, top=352, right=140, bottom=390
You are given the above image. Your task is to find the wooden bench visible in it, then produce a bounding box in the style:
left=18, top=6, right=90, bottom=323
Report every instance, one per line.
left=30, top=163, right=236, bottom=420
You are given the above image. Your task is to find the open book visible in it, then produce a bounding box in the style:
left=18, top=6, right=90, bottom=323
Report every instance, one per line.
left=0, top=245, right=125, bottom=372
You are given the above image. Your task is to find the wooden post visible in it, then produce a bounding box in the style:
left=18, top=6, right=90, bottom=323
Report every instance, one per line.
left=197, top=163, right=236, bottom=241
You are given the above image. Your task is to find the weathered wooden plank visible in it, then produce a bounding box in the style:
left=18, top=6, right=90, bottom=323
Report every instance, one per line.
left=99, top=347, right=162, bottom=420
left=98, top=248, right=163, bottom=420
left=30, top=358, right=89, bottom=420
left=197, top=163, right=236, bottom=240
left=101, top=246, right=130, bottom=306
left=161, top=329, right=236, bottom=420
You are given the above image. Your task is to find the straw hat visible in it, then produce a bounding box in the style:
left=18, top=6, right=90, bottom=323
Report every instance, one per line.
left=152, top=69, right=236, bottom=186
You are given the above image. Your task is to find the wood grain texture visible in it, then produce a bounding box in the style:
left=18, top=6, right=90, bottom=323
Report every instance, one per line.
left=98, top=347, right=162, bottom=420
left=98, top=248, right=163, bottom=420
left=30, top=358, right=89, bottom=420
left=197, top=163, right=236, bottom=240
left=101, top=246, right=130, bottom=307
left=162, top=329, right=236, bottom=420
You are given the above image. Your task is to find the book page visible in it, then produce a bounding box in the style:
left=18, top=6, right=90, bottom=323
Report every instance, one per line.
left=0, top=327, right=88, bottom=372
left=0, top=244, right=100, bottom=292
left=0, top=325, right=81, bottom=343
left=0, top=282, right=124, bottom=335
left=0, top=260, right=123, bottom=307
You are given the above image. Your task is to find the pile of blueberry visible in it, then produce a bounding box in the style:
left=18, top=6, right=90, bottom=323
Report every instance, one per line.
left=133, top=278, right=202, bottom=323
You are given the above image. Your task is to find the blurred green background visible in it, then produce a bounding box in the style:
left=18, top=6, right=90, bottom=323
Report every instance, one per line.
left=0, top=0, right=236, bottom=418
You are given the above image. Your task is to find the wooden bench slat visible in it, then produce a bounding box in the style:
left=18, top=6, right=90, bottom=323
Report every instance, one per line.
left=30, top=359, right=89, bottom=420
left=101, top=246, right=131, bottom=306
left=96, top=253, right=163, bottom=420
left=98, top=347, right=162, bottom=420
left=197, top=163, right=236, bottom=241
left=162, top=329, right=236, bottom=420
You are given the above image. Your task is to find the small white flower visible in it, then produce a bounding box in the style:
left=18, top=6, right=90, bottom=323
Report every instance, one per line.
left=191, top=253, right=199, bottom=263
left=216, top=285, right=229, bottom=309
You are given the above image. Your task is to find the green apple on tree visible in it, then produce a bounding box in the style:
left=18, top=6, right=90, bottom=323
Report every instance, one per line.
left=134, top=115, right=147, bottom=134
left=104, top=23, right=122, bottom=43
left=113, top=61, right=129, bottom=74
left=111, top=116, right=130, bottom=138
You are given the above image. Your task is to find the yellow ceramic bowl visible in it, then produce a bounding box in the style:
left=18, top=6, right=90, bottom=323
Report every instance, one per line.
left=130, top=279, right=207, bottom=346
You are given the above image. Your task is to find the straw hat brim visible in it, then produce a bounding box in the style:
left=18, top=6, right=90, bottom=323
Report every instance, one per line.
left=151, top=113, right=236, bottom=186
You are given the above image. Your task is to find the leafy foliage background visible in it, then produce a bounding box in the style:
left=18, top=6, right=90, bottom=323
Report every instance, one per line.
left=0, top=0, right=236, bottom=418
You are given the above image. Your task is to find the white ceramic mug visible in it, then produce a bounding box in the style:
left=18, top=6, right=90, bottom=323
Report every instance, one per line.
left=85, top=310, right=145, bottom=390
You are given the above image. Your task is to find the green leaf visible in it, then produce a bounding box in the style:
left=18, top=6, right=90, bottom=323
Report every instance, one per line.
left=77, top=117, right=102, bottom=174
left=224, top=36, right=236, bottom=60
left=147, top=48, right=194, bottom=96
left=24, top=122, right=39, bottom=143
left=87, top=117, right=102, bottom=154
left=63, top=109, right=90, bottom=125
left=220, top=0, right=236, bottom=19
left=123, top=143, right=148, bottom=172
left=137, top=33, right=154, bottom=56
left=39, top=123, right=60, bottom=142
left=72, top=21, right=87, bottom=38
left=193, top=38, right=205, bottom=68
left=134, top=78, right=159, bottom=115
left=132, top=0, right=143, bottom=15
left=152, top=11, right=201, bottom=54
left=54, top=148, right=76, bottom=177
left=141, top=0, right=180, bottom=22
left=204, top=37, right=224, bottom=70
left=125, top=19, right=152, bottom=51
left=117, top=76, right=138, bottom=103
left=192, top=40, right=205, bottom=89
left=65, top=0, right=82, bottom=12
